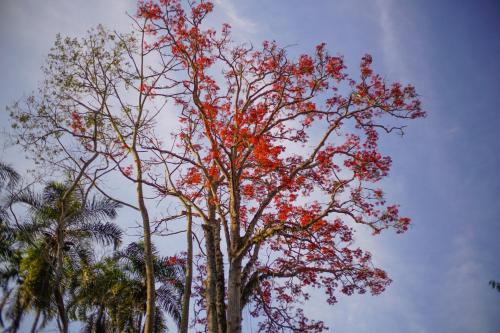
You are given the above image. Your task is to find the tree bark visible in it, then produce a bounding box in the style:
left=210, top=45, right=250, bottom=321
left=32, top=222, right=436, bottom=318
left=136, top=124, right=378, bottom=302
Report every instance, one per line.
left=179, top=206, right=193, bottom=333
left=226, top=174, right=243, bottom=333
left=226, top=259, right=242, bottom=333
left=55, top=226, right=68, bottom=333
left=214, top=221, right=227, bottom=333
left=133, top=154, right=155, bottom=333
left=54, top=286, right=68, bottom=333
left=203, top=222, right=219, bottom=333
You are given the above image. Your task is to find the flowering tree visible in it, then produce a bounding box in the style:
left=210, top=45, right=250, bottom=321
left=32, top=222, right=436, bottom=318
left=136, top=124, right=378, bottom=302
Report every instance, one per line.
left=8, top=23, right=183, bottom=332
left=136, top=1, right=425, bottom=332
left=8, top=1, right=425, bottom=332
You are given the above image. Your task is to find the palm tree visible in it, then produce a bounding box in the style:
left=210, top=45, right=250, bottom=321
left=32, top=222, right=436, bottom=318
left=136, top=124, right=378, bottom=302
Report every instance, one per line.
left=72, top=241, right=185, bottom=333
left=120, top=242, right=184, bottom=331
left=0, top=161, right=21, bottom=329
left=1, top=181, right=122, bottom=333
left=0, top=161, right=19, bottom=259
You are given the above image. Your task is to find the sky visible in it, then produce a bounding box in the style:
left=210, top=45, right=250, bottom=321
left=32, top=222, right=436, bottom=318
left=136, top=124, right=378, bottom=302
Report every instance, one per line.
left=1, top=0, right=500, bottom=332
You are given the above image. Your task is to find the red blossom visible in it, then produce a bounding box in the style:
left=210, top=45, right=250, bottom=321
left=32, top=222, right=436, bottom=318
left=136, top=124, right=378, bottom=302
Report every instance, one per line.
left=137, top=0, right=425, bottom=330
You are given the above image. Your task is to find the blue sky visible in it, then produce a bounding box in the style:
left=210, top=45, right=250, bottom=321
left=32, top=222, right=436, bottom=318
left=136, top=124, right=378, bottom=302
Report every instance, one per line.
left=1, top=0, right=500, bottom=332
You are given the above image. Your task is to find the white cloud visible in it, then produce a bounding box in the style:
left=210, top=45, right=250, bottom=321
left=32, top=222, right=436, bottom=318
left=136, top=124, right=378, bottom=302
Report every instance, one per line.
left=445, top=126, right=460, bottom=136
left=374, top=0, right=408, bottom=80
left=214, top=0, right=258, bottom=33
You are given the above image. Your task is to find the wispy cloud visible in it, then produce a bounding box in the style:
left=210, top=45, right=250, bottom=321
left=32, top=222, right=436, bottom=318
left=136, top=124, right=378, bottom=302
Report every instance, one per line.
left=445, top=126, right=460, bottom=136
left=375, top=0, right=408, bottom=80
left=214, top=0, right=258, bottom=33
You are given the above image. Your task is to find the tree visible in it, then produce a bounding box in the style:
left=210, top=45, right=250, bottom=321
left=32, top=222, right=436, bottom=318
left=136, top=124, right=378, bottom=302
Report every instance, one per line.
left=2, top=181, right=122, bottom=333
left=0, top=161, right=19, bottom=260
left=135, top=1, right=425, bottom=332
left=6, top=1, right=425, bottom=331
left=8, top=23, right=182, bottom=333
left=72, top=241, right=185, bottom=333
left=0, top=161, right=22, bottom=330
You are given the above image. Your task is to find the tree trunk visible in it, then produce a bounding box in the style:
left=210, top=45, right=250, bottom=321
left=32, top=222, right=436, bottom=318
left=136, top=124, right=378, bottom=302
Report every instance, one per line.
left=226, top=259, right=242, bottom=333
left=55, top=227, right=68, bottom=333
left=30, top=309, right=40, bottom=333
left=54, top=287, right=68, bottom=333
left=226, top=176, right=242, bottom=333
left=214, top=221, right=227, bottom=333
left=203, top=222, right=219, bottom=333
left=96, top=304, right=106, bottom=333
left=179, top=206, right=193, bottom=333
left=141, top=213, right=155, bottom=333
left=133, top=155, right=155, bottom=333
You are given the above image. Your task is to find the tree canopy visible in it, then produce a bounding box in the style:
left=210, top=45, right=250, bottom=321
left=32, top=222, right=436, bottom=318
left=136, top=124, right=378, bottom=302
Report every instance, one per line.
left=3, top=1, right=425, bottom=332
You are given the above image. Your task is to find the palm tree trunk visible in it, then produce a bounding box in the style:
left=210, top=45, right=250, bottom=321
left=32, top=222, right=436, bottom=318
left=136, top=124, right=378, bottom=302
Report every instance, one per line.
left=96, top=304, right=106, bottom=333
left=53, top=153, right=98, bottom=333
left=179, top=206, right=193, bottom=333
left=30, top=310, right=40, bottom=333
left=54, top=288, right=68, bottom=333
left=55, top=228, right=69, bottom=333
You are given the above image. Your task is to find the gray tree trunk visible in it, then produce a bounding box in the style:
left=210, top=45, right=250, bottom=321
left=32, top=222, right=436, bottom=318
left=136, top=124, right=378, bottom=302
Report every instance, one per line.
left=226, top=259, right=242, bottom=333
left=203, top=222, right=219, bottom=333
left=179, top=206, right=193, bottom=333
left=133, top=153, right=155, bottom=333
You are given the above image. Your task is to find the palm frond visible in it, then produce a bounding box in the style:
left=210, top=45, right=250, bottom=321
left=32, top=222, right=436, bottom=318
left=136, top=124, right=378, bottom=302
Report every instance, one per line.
left=67, top=242, right=93, bottom=268
left=120, top=242, right=145, bottom=260
left=18, top=245, right=56, bottom=308
left=0, top=288, right=13, bottom=328
left=10, top=187, right=44, bottom=215
left=41, top=182, right=68, bottom=205
left=4, top=289, right=25, bottom=333
left=13, top=219, right=49, bottom=245
left=118, top=242, right=148, bottom=277
left=0, top=209, right=9, bottom=224
left=79, top=196, right=121, bottom=223
left=0, top=251, right=21, bottom=290
left=155, top=261, right=185, bottom=288
left=0, top=223, right=16, bottom=260
left=153, top=305, right=168, bottom=333
left=2, top=179, right=127, bottom=331
left=156, top=285, right=182, bottom=328
left=0, top=162, right=19, bottom=190
left=78, top=222, right=122, bottom=249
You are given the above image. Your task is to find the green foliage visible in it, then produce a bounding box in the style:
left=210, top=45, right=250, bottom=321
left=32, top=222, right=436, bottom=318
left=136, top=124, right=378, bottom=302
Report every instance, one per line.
left=71, top=242, right=185, bottom=332
left=0, top=161, right=19, bottom=259
left=0, top=178, right=123, bottom=332
left=0, top=167, right=184, bottom=332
